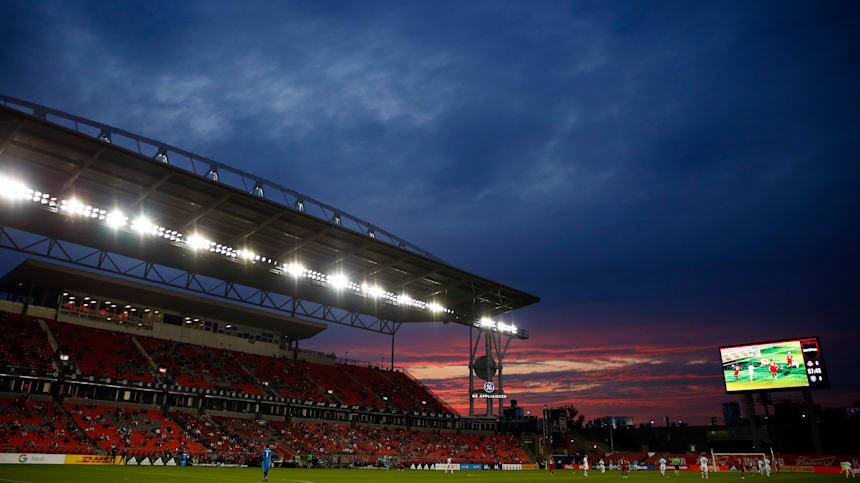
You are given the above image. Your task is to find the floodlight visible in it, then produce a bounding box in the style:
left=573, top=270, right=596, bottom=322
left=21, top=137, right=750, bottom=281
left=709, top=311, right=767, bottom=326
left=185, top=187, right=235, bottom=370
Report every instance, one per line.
left=362, top=284, right=384, bottom=298
left=498, top=322, right=517, bottom=333
left=285, top=263, right=305, bottom=277
left=205, top=166, right=219, bottom=182
left=132, top=216, right=152, bottom=233
left=0, top=177, right=28, bottom=200
left=328, top=274, right=348, bottom=289
left=186, top=234, right=209, bottom=250
left=59, top=354, right=70, bottom=361
left=428, top=303, right=445, bottom=313
left=479, top=318, right=496, bottom=328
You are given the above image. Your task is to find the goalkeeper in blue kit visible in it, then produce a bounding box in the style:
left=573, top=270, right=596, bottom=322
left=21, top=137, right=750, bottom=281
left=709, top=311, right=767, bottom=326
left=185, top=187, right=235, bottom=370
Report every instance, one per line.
left=262, top=444, right=273, bottom=482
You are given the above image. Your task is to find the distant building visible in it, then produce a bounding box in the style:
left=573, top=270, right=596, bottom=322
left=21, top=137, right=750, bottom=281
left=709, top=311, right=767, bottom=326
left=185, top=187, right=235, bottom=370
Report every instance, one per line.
left=596, top=416, right=634, bottom=429
left=722, top=402, right=741, bottom=425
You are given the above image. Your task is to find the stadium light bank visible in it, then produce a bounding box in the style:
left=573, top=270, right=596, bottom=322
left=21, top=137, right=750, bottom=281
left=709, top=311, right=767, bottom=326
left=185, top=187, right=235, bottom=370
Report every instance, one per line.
left=0, top=175, right=520, bottom=335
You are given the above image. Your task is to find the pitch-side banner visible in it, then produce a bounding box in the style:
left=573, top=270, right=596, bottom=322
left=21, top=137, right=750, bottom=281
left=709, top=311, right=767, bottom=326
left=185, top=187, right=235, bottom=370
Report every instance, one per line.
left=64, top=454, right=121, bottom=465
left=0, top=453, right=66, bottom=464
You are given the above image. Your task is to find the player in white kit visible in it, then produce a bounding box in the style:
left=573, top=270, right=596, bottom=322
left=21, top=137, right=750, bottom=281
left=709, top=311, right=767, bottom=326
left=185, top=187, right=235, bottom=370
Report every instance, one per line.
left=842, top=461, right=854, bottom=478
left=447, top=456, right=453, bottom=474
left=748, top=364, right=755, bottom=381
left=764, top=458, right=771, bottom=478
left=659, top=457, right=667, bottom=477
left=757, top=459, right=764, bottom=474
left=598, top=458, right=606, bottom=473
left=699, top=455, right=710, bottom=479
left=583, top=455, right=589, bottom=478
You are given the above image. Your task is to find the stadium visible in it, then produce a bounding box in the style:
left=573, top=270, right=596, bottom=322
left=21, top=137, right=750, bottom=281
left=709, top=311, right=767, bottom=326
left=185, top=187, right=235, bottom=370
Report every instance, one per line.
left=0, top=93, right=856, bottom=482
left=2, top=2, right=860, bottom=471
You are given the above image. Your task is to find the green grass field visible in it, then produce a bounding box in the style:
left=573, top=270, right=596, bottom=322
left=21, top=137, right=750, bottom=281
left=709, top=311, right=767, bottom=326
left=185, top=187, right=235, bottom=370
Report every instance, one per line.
left=722, top=341, right=808, bottom=391
left=0, top=466, right=847, bottom=483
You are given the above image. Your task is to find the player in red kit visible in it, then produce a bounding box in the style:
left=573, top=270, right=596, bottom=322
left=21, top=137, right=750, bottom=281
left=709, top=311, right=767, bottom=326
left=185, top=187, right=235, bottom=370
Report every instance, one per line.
left=786, top=353, right=793, bottom=367
left=769, top=360, right=778, bottom=379
left=733, top=364, right=741, bottom=381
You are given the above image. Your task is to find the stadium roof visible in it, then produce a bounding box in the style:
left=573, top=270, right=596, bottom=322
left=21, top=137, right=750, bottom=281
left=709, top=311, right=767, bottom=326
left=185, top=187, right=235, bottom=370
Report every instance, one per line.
left=0, top=258, right=326, bottom=339
left=0, top=96, right=538, bottom=334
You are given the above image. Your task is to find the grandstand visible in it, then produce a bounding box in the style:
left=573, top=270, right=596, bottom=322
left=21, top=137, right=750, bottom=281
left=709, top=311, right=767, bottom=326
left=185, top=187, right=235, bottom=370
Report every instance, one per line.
left=0, top=298, right=527, bottom=466
left=0, top=94, right=540, bottom=472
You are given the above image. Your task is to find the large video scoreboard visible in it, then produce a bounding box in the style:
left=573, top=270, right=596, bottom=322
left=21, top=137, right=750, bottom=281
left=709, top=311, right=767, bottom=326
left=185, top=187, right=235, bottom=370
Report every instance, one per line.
left=719, top=337, right=829, bottom=393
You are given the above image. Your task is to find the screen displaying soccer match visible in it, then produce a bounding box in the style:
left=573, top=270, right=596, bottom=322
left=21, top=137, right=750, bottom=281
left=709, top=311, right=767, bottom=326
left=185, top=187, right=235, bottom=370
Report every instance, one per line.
left=720, top=337, right=829, bottom=392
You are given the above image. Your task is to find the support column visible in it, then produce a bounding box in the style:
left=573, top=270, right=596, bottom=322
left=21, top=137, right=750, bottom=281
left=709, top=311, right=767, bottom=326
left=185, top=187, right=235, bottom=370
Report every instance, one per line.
left=469, top=327, right=475, bottom=416
left=803, top=389, right=823, bottom=453
left=390, top=334, right=395, bottom=370
left=54, top=290, right=62, bottom=321
left=485, top=328, right=492, bottom=417
left=21, top=282, right=34, bottom=315
left=745, top=393, right=761, bottom=451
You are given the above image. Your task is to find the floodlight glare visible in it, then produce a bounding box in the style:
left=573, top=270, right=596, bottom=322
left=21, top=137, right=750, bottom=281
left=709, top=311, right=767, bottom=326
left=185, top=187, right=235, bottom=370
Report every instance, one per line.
left=0, top=177, right=28, bottom=200
left=498, top=322, right=517, bottom=333
left=105, top=211, right=126, bottom=228
left=428, top=303, right=445, bottom=313
left=285, top=263, right=305, bottom=277
left=328, top=274, right=348, bottom=289
left=479, top=317, right=496, bottom=328
left=186, top=234, right=209, bottom=250
left=132, top=216, right=152, bottom=233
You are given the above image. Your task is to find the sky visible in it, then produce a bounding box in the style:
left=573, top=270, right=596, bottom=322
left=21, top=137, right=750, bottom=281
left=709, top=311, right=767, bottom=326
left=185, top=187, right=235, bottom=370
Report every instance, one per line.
left=1, top=1, right=859, bottom=424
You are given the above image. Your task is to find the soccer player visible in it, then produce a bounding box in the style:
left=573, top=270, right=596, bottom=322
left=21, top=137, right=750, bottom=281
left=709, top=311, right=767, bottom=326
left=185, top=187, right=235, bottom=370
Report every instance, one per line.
left=549, top=457, right=554, bottom=475
left=621, top=459, right=629, bottom=479
left=748, top=364, right=756, bottom=381
left=733, top=364, right=741, bottom=381
left=842, top=460, right=854, bottom=478
left=673, top=457, right=681, bottom=476
left=769, top=360, right=778, bottom=379
left=699, top=455, right=710, bottom=479
left=763, top=457, right=771, bottom=478
left=598, top=458, right=606, bottom=473
left=261, top=444, right=273, bottom=482
left=757, top=459, right=764, bottom=474
left=740, top=461, right=746, bottom=479
left=786, top=352, right=793, bottom=368
left=659, top=456, right=667, bottom=477
left=583, top=455, right=589, bottom=478
left=447, top=456, right=454, bottom=475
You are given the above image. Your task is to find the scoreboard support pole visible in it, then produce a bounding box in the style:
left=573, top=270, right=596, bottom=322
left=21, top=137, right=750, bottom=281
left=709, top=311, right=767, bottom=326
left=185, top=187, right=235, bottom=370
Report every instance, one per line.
left=744, top=393, right=762, bottom=452
left=802, top=388, right=824, bottom=454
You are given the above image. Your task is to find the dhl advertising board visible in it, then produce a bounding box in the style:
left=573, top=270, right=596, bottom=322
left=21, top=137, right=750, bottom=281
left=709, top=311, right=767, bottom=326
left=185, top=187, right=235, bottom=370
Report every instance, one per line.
left=0, top=453, right=120, bottom=465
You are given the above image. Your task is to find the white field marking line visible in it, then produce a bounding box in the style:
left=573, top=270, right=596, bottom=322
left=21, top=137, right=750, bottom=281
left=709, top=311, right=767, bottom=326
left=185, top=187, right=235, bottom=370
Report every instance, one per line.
left=77, top=467, right=316, bottom=483
left=0, top=479, right=34, bottom=483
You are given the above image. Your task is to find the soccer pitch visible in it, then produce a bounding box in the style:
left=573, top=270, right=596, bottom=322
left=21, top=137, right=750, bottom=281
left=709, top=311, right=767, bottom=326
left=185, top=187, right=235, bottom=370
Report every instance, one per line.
left=0, top=467, right=847, bottom=482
